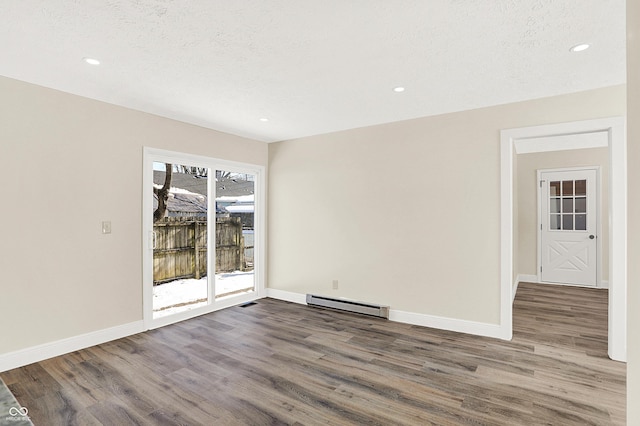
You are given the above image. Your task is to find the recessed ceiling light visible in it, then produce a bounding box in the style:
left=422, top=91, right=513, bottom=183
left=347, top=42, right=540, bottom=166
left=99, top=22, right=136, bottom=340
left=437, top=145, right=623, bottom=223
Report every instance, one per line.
left=259, top=118, right=269, bottom=122
left=569, top=44, right=590, bottom=52
left=393, top=86, right=405, bottom=93
left=83, top=57, right=101, bottom=65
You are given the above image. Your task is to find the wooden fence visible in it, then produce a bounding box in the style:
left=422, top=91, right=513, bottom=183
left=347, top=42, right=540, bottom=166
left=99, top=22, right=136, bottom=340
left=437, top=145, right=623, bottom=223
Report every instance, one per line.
left=153, top=217, right=252, bottom=285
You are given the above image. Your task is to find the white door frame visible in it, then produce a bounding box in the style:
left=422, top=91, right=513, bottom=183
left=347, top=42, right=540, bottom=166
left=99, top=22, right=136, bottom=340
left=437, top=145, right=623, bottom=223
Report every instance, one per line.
left=537, top=167, right=602, bottom=287
left=142, top=147, right=266, bottom=331
left=500, top=117, right=626, bottom=361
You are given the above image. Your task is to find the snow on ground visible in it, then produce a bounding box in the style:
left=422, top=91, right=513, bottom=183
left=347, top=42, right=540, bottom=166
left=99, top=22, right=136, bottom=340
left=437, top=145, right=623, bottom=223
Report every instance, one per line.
left=153, top=271, right=254, bottom=318
left=216, top=194, right=254, bottom=203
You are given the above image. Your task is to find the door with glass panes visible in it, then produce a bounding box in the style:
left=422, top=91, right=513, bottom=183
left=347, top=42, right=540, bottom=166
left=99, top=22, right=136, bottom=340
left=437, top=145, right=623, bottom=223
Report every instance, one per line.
left=540, top=169, right=598, bottom=286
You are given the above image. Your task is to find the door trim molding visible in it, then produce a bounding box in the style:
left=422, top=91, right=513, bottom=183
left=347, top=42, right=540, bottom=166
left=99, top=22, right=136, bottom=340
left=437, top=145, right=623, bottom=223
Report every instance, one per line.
left=536, top=167, right=602, bottom=288
left=501, top=117, right=626, bottom=361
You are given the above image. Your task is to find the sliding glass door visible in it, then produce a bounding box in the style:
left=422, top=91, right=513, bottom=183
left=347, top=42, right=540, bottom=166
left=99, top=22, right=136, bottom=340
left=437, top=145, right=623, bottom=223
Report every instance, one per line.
left=143, top=148, right=264, bottom=329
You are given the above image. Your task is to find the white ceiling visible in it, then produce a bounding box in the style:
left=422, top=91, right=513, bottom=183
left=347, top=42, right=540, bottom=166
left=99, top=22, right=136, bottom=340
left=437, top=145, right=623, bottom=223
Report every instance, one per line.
left=0, top=1, right=626, bottom=143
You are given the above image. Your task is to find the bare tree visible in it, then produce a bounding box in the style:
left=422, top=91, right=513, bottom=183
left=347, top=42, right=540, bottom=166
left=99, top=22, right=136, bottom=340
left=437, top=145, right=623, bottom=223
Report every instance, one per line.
left=153, top=163, right=172, bottom=222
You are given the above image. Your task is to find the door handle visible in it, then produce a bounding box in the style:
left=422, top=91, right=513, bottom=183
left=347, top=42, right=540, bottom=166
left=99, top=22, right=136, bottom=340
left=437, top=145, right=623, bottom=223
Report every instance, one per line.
left=589, top=235, right=595, bottom=239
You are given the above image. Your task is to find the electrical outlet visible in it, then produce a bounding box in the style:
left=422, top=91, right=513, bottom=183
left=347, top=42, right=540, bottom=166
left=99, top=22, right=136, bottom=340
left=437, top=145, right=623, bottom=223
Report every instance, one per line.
left=332, top=280, right=339, bottom=290
left=102, top=221, right=112, bottom=234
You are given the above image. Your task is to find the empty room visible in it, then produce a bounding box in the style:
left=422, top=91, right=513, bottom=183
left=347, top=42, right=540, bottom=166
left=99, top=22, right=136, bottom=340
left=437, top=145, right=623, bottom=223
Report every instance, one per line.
left=1, top=1, right=639, bottom=425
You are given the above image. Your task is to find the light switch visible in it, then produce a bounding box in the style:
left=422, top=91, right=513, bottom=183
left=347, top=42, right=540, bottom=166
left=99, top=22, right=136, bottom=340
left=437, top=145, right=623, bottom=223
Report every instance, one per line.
left=102, top=221, right=112, bottom=234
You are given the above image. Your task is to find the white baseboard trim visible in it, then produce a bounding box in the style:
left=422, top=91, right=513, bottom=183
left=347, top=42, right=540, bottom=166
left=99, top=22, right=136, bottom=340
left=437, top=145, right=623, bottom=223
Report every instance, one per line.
left=517, top=274, right=539, bottom=284
left=266, top=288, right=505, bottom=340
left=0, top=321, right=144, bottom=373
left=266, top=288, right=308, bottom=304
left=389, top=310, right=504, bottom=340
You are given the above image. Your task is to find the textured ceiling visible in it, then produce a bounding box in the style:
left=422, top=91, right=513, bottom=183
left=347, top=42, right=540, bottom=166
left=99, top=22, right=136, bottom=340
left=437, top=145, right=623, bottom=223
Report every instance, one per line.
left=0, top=1, right=626, bottom=142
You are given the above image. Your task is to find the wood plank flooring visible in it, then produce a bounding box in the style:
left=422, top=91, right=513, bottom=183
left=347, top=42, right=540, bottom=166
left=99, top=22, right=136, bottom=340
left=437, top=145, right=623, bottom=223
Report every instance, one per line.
left=0, top=283, right=625, bottom=425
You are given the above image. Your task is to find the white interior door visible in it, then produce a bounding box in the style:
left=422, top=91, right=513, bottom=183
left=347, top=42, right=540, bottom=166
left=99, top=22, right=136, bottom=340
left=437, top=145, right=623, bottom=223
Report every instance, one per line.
left=540, top=169, right=598, bottom=286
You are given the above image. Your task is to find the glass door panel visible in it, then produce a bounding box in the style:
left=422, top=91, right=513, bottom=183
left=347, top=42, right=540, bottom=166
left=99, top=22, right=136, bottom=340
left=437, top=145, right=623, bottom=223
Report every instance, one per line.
left=215, top=169, right=255, bottom=299
left=152, top=162, right=209, bottom=318
left=548, top=178, right=589, bottom=232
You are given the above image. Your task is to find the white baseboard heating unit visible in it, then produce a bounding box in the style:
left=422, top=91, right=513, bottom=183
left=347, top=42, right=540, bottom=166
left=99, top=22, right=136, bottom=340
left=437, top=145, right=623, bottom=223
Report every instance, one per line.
left=306, top=294, right=389, bottom=319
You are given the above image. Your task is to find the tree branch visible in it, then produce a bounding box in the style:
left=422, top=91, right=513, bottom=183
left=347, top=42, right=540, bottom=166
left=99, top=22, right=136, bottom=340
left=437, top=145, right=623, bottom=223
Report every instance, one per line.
left=153, top=163, right=172, bottom=223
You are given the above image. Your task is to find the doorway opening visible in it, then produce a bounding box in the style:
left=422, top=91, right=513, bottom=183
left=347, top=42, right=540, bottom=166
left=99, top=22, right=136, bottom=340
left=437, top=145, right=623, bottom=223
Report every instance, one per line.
left=500, top=117, right=626, bottom=361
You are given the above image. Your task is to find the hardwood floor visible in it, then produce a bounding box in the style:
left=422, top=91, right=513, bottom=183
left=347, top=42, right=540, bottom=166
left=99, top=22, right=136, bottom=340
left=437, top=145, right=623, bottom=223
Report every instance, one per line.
left=1, top=283, right=625, bottom=425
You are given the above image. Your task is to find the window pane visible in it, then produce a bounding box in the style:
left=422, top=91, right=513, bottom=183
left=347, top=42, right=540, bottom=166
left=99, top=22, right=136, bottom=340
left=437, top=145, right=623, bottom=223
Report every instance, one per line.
left=562, top=198, right=574, bottom=213
left=562, top=180, right=574, bottom=196
left=550, top=214, right=561, bottom=230
left=550, top=181, right=561, bottom=196
left=215, top=169, right=255, bottom=299
left=575, top=214, right=587, bottom=230
left=575, top=179, right=586, bottom=196
left=550, top=198, right=560, bottom=213
left=562, top=214, right=573, bottom=230
left=575, top=197, right=586, bottom=213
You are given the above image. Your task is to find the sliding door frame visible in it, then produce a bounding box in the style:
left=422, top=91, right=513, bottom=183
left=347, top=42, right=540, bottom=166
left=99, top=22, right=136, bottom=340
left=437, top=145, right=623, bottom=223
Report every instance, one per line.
left=142, top=147, right=266, bottom=330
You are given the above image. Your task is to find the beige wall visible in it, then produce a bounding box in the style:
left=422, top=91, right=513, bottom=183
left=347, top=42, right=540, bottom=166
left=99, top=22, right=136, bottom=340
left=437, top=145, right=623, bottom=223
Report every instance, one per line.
left=517, top=148, right=609, bottom=281
left=268, top=86, right=625, bottom=325
left=627, top=0, right=639, bottom=422
left=0, top=76, right=267, bottom=354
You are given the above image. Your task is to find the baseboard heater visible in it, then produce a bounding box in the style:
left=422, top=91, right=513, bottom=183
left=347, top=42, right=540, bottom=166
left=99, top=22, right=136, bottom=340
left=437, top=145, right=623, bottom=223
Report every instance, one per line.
left=306, top=294, right=389, bottom=319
